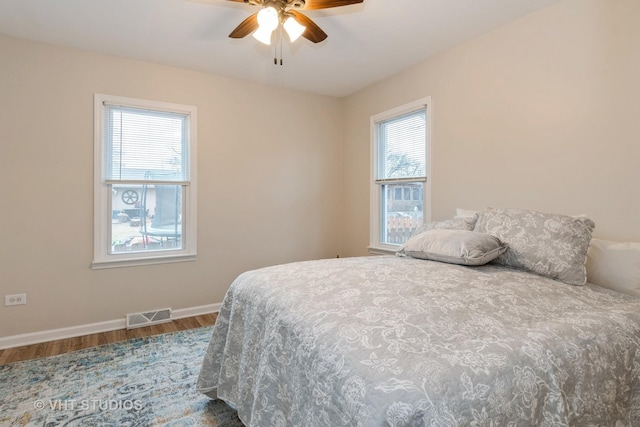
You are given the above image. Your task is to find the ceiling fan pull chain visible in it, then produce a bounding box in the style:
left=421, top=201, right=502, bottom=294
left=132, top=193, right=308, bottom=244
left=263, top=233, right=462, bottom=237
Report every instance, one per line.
left=273, top=37, right=277, bottom=64
left=279, top=25, right=284, bottom=66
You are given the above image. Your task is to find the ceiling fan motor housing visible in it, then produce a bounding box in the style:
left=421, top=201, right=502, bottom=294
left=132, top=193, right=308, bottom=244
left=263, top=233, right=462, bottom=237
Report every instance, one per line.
left=289, top=0, right=306, bottom=8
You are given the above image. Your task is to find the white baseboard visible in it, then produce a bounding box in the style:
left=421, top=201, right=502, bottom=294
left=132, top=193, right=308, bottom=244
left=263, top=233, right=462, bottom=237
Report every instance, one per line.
left=0, top=303, right=221, bottom=350
left=171, top=303, right=221, bottom=320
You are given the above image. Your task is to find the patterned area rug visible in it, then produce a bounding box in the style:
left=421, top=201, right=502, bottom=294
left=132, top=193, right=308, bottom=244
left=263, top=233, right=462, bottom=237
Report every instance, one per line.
left=0, top=327, right=244, bottom=426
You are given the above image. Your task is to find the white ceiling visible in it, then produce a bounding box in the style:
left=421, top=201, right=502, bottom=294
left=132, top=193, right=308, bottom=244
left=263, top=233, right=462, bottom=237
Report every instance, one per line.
left=0, top=0, right=561, bottom=97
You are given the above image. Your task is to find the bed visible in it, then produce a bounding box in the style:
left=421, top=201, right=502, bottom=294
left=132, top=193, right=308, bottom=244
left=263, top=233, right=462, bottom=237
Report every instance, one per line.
left=197, top=208, right=640, bottom=426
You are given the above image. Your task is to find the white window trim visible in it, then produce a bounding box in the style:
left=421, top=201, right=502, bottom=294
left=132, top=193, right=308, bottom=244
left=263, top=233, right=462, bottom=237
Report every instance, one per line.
left=92, top=93, right=197, bottom=269
left=369, top=97, right=432, bottom=254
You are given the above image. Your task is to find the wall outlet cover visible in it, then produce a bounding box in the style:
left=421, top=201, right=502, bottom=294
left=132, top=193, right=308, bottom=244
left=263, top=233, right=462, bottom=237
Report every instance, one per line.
left=5, top=294, right=27, bottom=306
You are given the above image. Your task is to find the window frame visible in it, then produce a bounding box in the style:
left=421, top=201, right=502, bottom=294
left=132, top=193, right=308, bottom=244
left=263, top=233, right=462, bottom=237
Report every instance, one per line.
left=92, top=93, right=197, bottom=269
left=369, top=97, right=432, bottom=254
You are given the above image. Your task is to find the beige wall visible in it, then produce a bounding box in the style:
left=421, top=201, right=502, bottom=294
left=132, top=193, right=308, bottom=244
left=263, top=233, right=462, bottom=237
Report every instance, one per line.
left=0, top=35, right=344, bottom=337
left=342, top=0, right=640, bottom=256
left=3, top=0, right=639, bottom=338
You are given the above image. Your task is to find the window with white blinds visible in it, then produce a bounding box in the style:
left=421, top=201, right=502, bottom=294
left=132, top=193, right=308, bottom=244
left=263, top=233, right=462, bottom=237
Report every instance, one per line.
left=370, top=98, right=431, bottom=252
left=103, top=105, right=189, bottom=183
left=376, top=110, right=427, bottom=181
left=93, top=94, right=197, bottom=268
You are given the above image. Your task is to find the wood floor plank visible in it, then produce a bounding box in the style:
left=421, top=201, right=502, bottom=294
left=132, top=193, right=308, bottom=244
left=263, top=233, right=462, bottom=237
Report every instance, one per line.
left=47, top=339, right=66, bottom=358
left=194, top=314, right=217, bottom=328
left=178, top=317, right=199, bottom=330
left=0, top=313, right=217, bottom=365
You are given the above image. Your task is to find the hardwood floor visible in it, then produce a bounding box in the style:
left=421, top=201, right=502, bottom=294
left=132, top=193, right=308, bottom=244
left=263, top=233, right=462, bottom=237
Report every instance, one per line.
left=0, top=313, right=217, bottom=365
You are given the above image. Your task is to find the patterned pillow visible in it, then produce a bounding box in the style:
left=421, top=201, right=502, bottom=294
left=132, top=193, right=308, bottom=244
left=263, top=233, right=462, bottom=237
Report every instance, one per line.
left=474, top=208, right=595, bottom=285
left=398, top=229, right=508, bottom=266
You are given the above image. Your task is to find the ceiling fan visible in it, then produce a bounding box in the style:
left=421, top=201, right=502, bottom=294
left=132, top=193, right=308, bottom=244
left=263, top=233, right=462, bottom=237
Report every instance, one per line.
left=227, top=0, right=364, bottom=45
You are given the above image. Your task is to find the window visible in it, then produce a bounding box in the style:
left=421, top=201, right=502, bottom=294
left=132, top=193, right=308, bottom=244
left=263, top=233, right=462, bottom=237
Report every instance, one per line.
left=370, top=97, right=431, bottom=253
left=93, top=94, right=197, bottom=268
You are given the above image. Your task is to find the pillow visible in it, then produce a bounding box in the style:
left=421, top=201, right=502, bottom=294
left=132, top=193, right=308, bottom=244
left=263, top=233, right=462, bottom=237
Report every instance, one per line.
left=453, top=208, right=479, bottom=229
left=398, top=229, right=508, bottom=266
left=474, top=207, right=595, bottom=285
left=586, top=238, right=640, bottom=297
left=412, top=217, right=475, bottom=236
left=454, top=208, right=479, bottom=220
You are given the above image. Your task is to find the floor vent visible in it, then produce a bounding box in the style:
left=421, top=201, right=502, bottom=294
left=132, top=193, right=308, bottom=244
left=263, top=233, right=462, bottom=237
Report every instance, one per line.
left=126, top=308, right=172, bottom=329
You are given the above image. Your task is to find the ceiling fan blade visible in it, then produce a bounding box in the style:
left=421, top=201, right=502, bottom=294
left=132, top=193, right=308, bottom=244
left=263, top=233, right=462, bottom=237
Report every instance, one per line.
left=229, top=13, right=259, bottom=39
left=289, top=11, right=327, bottom=43
left=302, top=0, right=363, bottom=10
left=226, top=0, right=261, bottom=5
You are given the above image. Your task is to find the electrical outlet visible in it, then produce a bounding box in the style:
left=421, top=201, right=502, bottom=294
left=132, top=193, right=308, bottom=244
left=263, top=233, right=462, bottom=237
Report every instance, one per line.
left=5, top=293, right=27, bottom=306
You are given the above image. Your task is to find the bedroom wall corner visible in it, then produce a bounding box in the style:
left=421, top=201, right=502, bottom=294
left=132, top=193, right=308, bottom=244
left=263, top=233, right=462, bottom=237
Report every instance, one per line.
left=341, top=0, right=640, bottom=257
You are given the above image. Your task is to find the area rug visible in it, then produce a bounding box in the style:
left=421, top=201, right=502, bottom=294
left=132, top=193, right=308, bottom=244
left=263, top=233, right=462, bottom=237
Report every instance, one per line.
left=0, top=326, right=244, bottom=426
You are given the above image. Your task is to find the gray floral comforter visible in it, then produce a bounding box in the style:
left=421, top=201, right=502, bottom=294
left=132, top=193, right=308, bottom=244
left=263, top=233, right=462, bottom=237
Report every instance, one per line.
left=197, top=256, right=640, bottom=426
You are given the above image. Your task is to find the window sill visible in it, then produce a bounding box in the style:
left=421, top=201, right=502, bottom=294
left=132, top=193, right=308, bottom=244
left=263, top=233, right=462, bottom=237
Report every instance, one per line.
left=91, top=253, right=196, bottom=269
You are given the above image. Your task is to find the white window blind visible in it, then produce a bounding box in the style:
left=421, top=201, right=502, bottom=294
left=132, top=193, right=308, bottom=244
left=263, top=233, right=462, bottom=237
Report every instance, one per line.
left=102, top=104, right=189, bottom=183
left=376, top=109, right=427, bottom=182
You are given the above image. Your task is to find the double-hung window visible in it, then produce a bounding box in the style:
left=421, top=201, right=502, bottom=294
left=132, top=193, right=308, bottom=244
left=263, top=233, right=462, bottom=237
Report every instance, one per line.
left=93, top=94, right=197, bottom=268
left=370, top=97, right=431, bottom=253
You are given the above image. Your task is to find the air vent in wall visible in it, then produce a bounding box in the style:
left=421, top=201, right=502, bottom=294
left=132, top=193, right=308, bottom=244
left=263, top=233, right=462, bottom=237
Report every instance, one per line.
left=126, top=307, right=172, bottom=329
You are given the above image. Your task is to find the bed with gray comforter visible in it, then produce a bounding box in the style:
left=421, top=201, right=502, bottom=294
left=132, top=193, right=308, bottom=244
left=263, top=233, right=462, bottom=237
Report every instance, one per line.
left=197, top=255, right=640, bottom=426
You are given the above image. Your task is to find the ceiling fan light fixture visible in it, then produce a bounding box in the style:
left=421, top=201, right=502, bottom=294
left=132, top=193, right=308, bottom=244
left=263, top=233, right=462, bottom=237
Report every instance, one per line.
left=283, top=16, right=306, bottom=42
left=252, top=27, right=274, bottom=45
left=252, top=6, right=279, bottom=45
left=228, top=0, right=363, bottom=48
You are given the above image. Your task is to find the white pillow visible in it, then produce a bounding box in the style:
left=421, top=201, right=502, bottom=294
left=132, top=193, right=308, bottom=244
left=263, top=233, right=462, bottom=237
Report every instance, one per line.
left=454, top=208, right=479, bottom=219
left=586, top=238, right=640, bottom=297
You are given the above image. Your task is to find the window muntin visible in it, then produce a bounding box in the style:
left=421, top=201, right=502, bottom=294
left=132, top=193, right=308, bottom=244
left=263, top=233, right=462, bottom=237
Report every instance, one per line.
left=93, top=94, right=197, bottom=268
left=370, top=98, right=431, bottom=252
